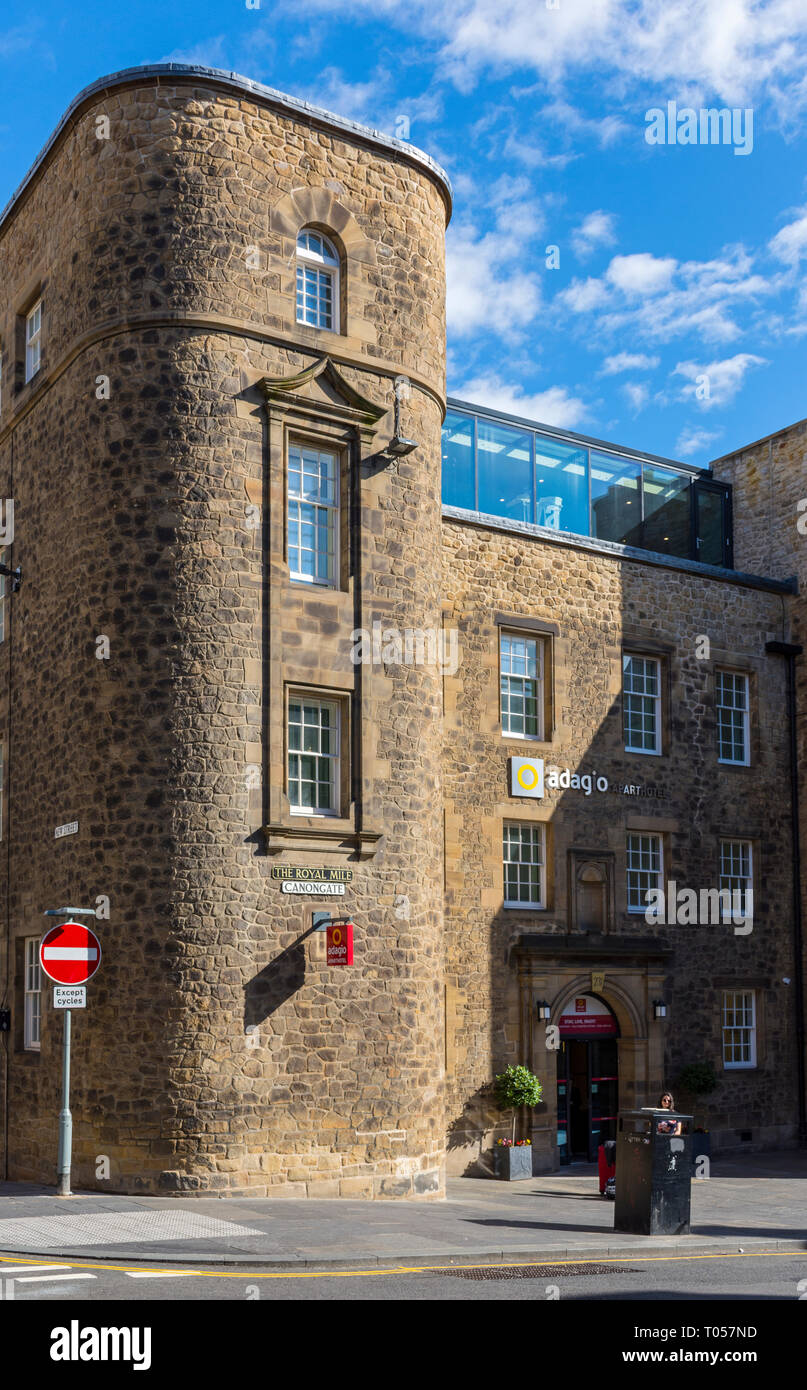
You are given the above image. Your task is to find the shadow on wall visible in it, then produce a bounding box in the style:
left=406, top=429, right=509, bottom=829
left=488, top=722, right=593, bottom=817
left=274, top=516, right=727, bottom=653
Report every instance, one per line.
left=447, top=1083, right=521, bottom=1176
left=244, top=935, right=308, bottom=1029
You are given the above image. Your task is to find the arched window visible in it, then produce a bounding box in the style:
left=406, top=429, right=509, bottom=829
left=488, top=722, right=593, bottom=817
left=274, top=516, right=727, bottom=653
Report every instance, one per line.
left=296, top=229, right=339, bottom=331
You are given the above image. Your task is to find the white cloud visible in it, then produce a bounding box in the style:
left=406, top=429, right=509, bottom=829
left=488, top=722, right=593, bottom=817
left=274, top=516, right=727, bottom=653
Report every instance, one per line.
left=622, top=382, right=649, bottom=411
left=455, top=375, right=587, bottom=428
left=675, top=426, right=722, bottom=457
left=447, top=177, right=545, bottom=338
left=558, top=276, right=611, bottom=313
left=295, top=0, right=807, bottom=118
left=769, top=208, right=807, bottom=266
left=600, top=352, right=660, bottom=374
left=606, top=253, right=678, bottom=295
left=572, top=211, right=617, bottom=259
left=673, top=353, right=767, bottom=408
left=559, top=246, right=775, bottom=345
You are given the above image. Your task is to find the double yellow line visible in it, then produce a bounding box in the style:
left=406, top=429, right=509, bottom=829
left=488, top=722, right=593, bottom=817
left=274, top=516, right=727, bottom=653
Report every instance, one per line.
left=0, top=1249, right=801, bottom=1280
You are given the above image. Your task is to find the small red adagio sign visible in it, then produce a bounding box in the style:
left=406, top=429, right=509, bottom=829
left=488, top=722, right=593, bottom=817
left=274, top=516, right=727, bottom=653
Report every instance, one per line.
left=326, top=922, right=354, bottom=966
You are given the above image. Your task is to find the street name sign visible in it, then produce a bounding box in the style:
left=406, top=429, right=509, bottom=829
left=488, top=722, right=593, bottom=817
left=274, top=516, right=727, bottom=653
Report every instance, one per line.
left=40, top=922, right=102, bottom=985
left=271, top=866, right=353, bottom=883
left=53, top=986, right=87, bottom=1009
left=281, top=880, right=345, bottom=895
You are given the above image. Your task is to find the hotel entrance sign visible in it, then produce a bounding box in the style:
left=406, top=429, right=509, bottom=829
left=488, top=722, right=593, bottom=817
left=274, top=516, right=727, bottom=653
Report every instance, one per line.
left=510, top=757, right=544, bottom=798
left=559, top=993, right=617, bottom=1037
left=326, top=922, right=354, bottom=966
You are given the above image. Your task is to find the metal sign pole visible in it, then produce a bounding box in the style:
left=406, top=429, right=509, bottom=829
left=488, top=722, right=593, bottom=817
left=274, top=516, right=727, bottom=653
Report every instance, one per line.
left=56, top=1008, right=72, bottom=1196
left=43, top=906, right=98, bottom=1199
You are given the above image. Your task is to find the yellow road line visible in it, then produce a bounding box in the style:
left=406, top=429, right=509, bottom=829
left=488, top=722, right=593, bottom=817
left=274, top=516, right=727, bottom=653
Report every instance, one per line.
left=0, top=1248, right=804, bottom=1279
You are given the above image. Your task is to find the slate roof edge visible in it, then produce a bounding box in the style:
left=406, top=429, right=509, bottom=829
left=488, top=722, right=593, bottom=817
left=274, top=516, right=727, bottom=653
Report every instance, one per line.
left=0, top=63, right=453, bottom=233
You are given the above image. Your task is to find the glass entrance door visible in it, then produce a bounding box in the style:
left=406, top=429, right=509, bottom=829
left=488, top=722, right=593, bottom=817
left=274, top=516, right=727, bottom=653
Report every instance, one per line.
left=589, top=1037, right=618, bottom=1158
left=557, top=1037, right=619, bottom=1164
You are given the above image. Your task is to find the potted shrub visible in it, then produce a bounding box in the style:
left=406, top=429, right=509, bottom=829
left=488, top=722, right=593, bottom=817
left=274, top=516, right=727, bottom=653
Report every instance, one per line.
left=677, top=1062, right=717, bottom=1168
left=493, top=1065, right=543, bottom=1180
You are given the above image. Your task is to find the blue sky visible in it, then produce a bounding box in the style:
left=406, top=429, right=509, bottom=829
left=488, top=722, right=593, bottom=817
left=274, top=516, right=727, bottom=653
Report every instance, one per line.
left=2, top=0, right=807, bottom=466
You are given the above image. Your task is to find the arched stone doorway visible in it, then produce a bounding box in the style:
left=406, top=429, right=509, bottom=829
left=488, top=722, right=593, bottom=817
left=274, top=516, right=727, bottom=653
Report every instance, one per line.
left=516, top=941, right=669, bottom=1172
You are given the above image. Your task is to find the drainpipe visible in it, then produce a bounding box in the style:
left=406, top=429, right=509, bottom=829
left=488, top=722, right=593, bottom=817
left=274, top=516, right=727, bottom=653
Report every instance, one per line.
left=765, top=640, right=806, bottom=1145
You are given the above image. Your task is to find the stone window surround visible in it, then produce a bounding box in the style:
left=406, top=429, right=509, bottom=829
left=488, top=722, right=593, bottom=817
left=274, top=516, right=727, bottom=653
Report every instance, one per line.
left=285, top=683, right=349, bottom=820
left=23, top=935, right=41, bottom=1051
left=622, top=652, right=662, bottom=756
left=494, top=612, right=558, bottom=743
left=715, top=976, right=767, bottom=1071
left=271, top=187, right=377, bottom=352
left=621, top=635, right=673, bottom=758
left=503, top=819, right=548, bottom=910
left=721, top=986, right=758, bottom=1069
left=261, top=357, right=386, bottom=859
left=715, top=664, right=752, bottom=768
left=286, top=433, right=346, bottom=592
left=295, top=227, right=341, bottom=334
left=719, top=836, right=754, bottom=921
left=13, top=278, right=45, bottom=397
left=625, top=829, right=665, bottom=915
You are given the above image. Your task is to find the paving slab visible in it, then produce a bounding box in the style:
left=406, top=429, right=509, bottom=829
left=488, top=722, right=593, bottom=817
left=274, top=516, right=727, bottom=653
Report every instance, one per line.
left=0, top=1152, right=804, bottom=1268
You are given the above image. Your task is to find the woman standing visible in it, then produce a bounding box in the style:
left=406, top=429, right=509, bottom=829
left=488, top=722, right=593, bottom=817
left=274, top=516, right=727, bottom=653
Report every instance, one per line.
left=657, top=1091, right=682, bottom=1135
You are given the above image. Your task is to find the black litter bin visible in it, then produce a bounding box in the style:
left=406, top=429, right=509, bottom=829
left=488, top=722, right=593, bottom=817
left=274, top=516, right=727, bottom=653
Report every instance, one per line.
left=614, top=1108, right=692, bottom=1235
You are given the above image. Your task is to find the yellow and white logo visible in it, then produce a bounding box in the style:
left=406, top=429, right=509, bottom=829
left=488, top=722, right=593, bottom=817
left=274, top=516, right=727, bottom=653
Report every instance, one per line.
left=511, top=757, right=544, bottom=799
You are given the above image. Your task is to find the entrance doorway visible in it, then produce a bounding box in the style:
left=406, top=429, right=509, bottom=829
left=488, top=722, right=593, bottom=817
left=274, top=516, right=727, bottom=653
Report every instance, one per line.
left=556, top=994, right=619, bottom=1164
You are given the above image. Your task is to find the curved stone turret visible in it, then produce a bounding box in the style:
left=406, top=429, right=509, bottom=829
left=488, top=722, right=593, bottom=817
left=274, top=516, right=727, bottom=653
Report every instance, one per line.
left=0, top=65, right=451, bottom=1196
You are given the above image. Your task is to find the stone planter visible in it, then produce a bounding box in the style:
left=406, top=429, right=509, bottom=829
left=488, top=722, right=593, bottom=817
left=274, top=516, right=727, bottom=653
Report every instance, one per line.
left=494, top=1145, right=533, bottom=1180
left=692, top=1132, right=711, bottom=1170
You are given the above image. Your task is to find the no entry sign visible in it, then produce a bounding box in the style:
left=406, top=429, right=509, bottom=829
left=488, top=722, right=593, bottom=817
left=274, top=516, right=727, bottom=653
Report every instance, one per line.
left=326, top=921, right=354, bottom=966
left=40, top=922, right=102, bottom=985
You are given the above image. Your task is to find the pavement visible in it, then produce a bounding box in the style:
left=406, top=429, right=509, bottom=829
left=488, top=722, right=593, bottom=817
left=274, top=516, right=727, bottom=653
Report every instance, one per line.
left=0, top=1152, right=804, bottom=1269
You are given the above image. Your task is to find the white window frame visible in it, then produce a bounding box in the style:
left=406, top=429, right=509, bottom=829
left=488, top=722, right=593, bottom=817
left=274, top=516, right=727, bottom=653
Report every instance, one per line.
left=503, top=821, right=546, bottom=908
left=24, top=936, right=42, bottom=1051
left=296, top=230, right=340, bottom=332
left=623, top=654, right=661, bottom=755
left=722, top=989, right=756, bottom=1069
left=287, top=440, right=339, bottom=588
left=288, top=695, right=341, bottom=817
left=719, top=839, right=753, bottom=922
left=25, top=300, right=42, bottom=383
left=500, top=631, right=544, bottom=740
left=626, top=832, right=663, bottom=913
left=716, top=669, right=750, bottom=766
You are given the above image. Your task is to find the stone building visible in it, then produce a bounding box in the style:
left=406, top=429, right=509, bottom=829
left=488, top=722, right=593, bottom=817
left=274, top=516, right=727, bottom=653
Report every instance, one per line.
left=0, top=64, right=803, bottom=1197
